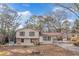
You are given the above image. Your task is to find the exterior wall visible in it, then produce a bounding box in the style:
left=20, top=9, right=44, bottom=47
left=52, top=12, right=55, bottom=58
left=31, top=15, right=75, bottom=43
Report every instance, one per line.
left=16, top=29, right=39, bottom=39
left=51, top=36, right=57, bottom=43
left=16, top=38, right=33, bottom=46
left=16, top=28, right=63, bottom=45
left=39, top=36, right=53, bottom=44
left=22, top=39, right=33, bottom=45
left=16, top=38, right=21, bottom=44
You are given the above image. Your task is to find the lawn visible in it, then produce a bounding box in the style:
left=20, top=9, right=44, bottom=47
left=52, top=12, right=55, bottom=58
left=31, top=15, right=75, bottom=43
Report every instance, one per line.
left=0, top=44, right=79, bottom=56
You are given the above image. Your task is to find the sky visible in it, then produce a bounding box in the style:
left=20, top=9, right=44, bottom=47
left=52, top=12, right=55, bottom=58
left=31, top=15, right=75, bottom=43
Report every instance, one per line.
left=7, top=3, right=77, bottom=29
left=8, top=3, right=55, bottom=15
left=7, top=3, right=77, bottom=19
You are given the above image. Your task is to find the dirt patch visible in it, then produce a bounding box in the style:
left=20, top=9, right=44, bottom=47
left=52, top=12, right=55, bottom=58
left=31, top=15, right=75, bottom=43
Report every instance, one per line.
left=0, top=44, right=79, bottom=56
left=0, top=51, right=12, bottom=56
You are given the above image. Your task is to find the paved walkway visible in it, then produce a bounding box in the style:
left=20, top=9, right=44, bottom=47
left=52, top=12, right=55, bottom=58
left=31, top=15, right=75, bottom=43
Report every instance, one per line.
left=54, top=42, right=79, bottom=52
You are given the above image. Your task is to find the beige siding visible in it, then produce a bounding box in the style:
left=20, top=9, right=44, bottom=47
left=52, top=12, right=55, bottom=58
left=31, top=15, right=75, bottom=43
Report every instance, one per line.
left=39, top=36, right=53, bottom=44
left=51, top=36, right=57, bottom=43
left=23, top=39, right=33, bottom=45
left=16, top=38, right=21, bottom=44
left=16, top=29, right=39, bottom=39
left=16, top=38, right=33, bottom=45
left=16, top=28, right=62, bottom=45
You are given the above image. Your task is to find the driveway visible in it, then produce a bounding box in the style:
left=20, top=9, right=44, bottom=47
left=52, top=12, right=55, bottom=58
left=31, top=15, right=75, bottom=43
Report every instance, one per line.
left=54, top=41, right=79, bottom=52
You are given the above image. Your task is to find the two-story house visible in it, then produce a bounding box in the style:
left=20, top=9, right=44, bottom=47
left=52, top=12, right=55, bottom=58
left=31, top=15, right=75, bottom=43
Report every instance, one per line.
left=16, top=28, right=63, bottom=46
left=16, top=28, right=39, bottom=46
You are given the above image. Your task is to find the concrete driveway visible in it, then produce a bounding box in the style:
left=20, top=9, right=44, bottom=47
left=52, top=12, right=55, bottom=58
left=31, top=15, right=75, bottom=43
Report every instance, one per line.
left=54, top=41, right=79, bottom=52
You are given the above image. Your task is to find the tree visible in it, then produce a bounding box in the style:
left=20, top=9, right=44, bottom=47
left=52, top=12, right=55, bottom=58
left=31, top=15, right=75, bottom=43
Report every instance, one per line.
left=25, top=15, right=38, bottom=29
left=62, top=20, right=71, bottom=40
left=55, top=3, right=79, bottom=18
left=74, top=3, right=79, bottom=12
left=62, top=20, right=71, bottom=31
left=25, top=15, right=46, bottom=32
left=0, top=4, right=20, bottom=44
left=73, top=19, right=79, bottom=30
left=45, top=8, right=67, bottom=32
left=25, top=8, right=67, bottom=33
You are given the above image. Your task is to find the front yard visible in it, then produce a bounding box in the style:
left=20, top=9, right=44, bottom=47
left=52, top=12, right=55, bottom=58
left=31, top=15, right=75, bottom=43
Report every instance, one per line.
left=0, top=44, right=79, bottom=56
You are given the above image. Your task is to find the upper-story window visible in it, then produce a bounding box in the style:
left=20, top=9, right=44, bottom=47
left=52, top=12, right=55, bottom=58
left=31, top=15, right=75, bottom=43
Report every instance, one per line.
left=29, top=32, right=35, bottom=36
left=20, top=31, right=25, bottom=36
left=43, top=36, right=51, bottom=41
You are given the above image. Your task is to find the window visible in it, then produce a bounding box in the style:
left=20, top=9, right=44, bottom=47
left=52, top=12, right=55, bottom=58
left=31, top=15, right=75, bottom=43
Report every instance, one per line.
left=21, top=39, right=24, bottom=42
left=20, top=32, right=25, bottom=36
left=29, top=32, right=35, bottom=36
left=43, top=36, right=51, bottom=41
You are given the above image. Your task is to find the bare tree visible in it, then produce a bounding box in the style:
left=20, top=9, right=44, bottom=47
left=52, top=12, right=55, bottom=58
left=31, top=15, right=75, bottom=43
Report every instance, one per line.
left=44, top=8, right=67, bottom=32
left=0, top=4, right=20, bottom=44
left=55, top=3, right=79, bottom=18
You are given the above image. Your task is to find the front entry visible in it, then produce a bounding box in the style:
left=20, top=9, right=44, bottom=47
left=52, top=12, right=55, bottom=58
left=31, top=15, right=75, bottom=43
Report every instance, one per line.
left=31, top=38, right=39, bottom=45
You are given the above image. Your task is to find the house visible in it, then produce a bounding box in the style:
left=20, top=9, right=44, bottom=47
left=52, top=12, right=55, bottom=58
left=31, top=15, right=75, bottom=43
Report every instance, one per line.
left=16, top=28, right=39, bottom=46
left=16, top=28, right=63, bottom=46
left=39, top=32, right=62, bottom=44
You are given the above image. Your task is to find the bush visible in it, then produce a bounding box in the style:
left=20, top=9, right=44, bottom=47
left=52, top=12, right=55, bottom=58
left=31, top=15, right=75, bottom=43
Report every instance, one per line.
left=0, top=42, right=6, bottom=45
